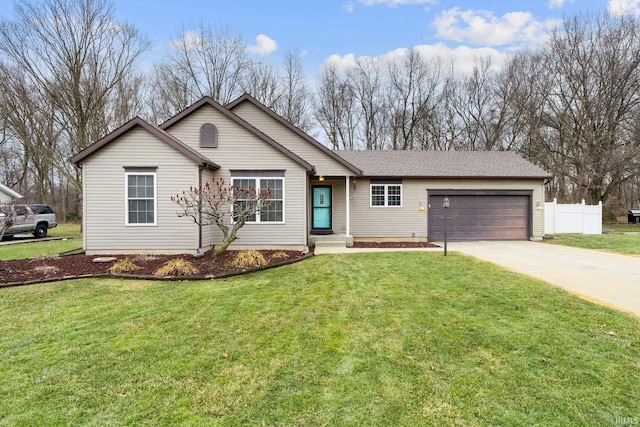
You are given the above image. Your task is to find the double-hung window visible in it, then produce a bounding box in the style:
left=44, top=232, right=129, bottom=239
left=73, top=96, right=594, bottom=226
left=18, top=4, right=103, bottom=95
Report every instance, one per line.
left=125, top=169, right=156, bottom=225
left=370, top=181, right=402, bottom=207
left=231, top=172, right=284, bottom=223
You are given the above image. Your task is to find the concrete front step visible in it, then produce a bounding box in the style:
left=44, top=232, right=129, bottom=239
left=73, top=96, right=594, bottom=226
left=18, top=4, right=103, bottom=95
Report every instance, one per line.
left=309, top=234, right=353, bottom=248
left=314, top=240, right=348, bottom=248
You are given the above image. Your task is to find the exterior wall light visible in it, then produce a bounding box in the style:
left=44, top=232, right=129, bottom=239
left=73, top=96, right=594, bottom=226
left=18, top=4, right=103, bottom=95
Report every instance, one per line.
left=418, top=202, right=425, bottom=211
left=319, top=176, right=325, bottom=182
left=536, top=201, right=543, bottom=210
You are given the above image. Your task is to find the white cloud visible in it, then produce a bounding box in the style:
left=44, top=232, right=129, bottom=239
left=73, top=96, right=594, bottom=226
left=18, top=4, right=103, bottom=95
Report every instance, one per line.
left=325, top=43, right=509, bottom=76
left=343, top=2, right=355, bottom=12
left=247, top=34, right=278, bottom=56
left=549, top=0, right=572, bottom=9
left=171, top=31, right=205, bottom=51
left=608, top=0, right=640, bottom=16
left=434, top=8, right=560, bottom=47
left=359, top=0, right=436, bottom=7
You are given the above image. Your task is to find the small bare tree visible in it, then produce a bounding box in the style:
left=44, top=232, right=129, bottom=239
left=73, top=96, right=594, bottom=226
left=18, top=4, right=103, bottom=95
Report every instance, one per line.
left=172, top=178, right=271, bottom=258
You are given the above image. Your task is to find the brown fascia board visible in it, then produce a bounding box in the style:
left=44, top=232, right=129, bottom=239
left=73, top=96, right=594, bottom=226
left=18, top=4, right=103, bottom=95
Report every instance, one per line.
left=226, top=93, right=363, bottom=176
left=70, top=116, right=220, bottom=170
left=160, top=96, right=315, bottom=173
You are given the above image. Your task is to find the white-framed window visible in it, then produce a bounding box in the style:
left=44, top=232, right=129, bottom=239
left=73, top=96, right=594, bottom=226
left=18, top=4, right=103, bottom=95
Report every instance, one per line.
left=125, top=172, right=157, bottom=225
left=370, top=183, right=402, bottom=207
left=231, top=177, right=284, bottom=223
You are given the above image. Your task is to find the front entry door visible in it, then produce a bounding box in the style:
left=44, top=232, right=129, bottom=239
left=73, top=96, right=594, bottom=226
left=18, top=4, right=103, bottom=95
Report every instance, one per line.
left=312, top=186, right=332, bottom=234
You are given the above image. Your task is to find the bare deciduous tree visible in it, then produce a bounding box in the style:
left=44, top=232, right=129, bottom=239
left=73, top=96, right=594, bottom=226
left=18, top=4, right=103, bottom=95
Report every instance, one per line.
left=0, top=64, right=61, bottom=203
left=151, top=24, right=249, bottom=116
left=450, top=58, right=513, bottom=151
left=315, top=62, right=359, bottom=149
left=347, top=57, right=388, bottom=149
left=243, top=60, right=281, bottom=111
left=386, top=48, right=444, bottom=150
left=0, top=0, right=150, bottom=212
left=505, top=13, right=640, bottom=204
left=172, top=178, right=272, bottom=258
left=276, top=50, right=312, bottom=132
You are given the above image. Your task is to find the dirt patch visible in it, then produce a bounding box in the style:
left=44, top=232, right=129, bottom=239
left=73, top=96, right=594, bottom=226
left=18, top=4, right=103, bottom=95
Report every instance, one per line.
left=0, top=250, right=308, bottom=286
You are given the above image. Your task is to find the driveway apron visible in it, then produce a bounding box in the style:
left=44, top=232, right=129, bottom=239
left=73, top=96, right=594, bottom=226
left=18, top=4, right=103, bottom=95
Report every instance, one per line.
left=449, top=241, right=640, bottom=317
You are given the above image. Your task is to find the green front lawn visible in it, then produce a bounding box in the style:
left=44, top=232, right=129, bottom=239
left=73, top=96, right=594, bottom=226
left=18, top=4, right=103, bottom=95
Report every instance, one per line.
left=544, top=233, right=640, bottom=255
left=1, top=252, right=639, bottom=426
left=0, top=223, right=81, bottom=260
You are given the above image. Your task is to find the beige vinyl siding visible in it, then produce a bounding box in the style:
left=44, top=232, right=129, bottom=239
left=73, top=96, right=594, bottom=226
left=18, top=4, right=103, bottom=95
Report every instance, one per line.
left=201, top=167, right=216, bottom=249
left=224, top=168, right=307, bottom=249
left=165, top=105, right=308, bottom=249
left=350, top=179, right=427, bottom=239
left=82, top=127, right=200, bottom=254
left=350, top=178, right=545, bottom=240
left=231, top=102, right=355, bottom=177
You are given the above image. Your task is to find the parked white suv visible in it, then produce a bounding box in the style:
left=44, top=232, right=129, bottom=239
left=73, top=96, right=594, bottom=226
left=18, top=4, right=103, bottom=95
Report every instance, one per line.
left=0, top=204, right=57, bottom=239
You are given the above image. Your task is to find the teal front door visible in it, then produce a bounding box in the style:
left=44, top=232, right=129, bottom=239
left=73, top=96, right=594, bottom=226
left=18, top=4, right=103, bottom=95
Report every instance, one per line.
left=312, top=186, right=332, bottom=233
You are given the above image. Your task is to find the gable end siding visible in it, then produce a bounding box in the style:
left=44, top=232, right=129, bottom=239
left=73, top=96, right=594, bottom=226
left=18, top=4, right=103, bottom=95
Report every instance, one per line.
left=231, top=102, right=355, bottom=177
left=82, top=127, right=199, bottom=254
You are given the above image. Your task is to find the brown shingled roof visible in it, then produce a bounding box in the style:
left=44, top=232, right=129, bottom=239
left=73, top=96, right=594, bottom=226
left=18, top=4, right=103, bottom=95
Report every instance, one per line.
left=334, top=150, right=551, bottom=179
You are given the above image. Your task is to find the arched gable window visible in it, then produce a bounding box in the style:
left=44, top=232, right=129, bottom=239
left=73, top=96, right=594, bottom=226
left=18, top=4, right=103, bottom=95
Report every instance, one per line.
left=200, top=123, right=218, bottom=148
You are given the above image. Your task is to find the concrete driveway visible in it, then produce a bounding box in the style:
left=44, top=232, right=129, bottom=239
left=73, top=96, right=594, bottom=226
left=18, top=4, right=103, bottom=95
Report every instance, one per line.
left=449, top=241, right=640, bottom=317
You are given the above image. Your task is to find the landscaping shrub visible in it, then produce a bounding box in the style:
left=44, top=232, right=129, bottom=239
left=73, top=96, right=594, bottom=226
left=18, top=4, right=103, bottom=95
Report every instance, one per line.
left=271, top=251, right=290, bottom=260
left=231, top=250, right=267, bottom=269
left=33, top=265, right=61, bottom=274
left=603, top=209, right=618, bottom=223
left=108, top=258, right=141, bottom=274
left=153, top=259, right=199, bottom=277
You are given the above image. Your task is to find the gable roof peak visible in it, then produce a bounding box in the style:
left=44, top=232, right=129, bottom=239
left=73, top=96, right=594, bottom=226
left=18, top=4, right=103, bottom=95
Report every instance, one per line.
left=70, top=115, right=220, bottom=170
left=226, top=94, right=363, bottom=175
left=159, top=95, right=314, bottom=173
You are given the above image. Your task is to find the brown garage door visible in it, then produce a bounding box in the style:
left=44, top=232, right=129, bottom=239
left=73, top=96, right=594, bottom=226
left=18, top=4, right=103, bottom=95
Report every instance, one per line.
left=428, top=194, right=530, bottom=241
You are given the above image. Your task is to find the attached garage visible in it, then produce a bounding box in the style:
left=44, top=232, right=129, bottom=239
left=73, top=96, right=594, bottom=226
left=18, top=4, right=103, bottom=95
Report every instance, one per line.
left=428, top=191, right=532, bottom=241
left=335, top=150, right=551, bottom=242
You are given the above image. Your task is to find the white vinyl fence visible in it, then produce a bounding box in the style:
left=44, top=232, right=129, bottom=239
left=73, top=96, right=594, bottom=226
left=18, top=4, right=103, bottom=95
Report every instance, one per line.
left=544, top=199, right=602, bottom=235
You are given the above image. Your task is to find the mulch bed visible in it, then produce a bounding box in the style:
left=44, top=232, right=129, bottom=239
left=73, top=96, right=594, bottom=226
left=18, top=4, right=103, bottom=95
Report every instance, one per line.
left=0, top=241, right=440, bottom=287
left=0, top=250, right=309, bottom=287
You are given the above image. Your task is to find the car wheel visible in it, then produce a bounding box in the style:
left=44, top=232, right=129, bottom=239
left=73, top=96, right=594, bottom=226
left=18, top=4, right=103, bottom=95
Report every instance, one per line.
left=33, top=223, right=48, bottom=238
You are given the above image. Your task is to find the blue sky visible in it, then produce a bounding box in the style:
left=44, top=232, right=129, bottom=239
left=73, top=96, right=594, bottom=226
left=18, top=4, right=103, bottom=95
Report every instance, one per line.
left=1, top=0, right=636, bottom=74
